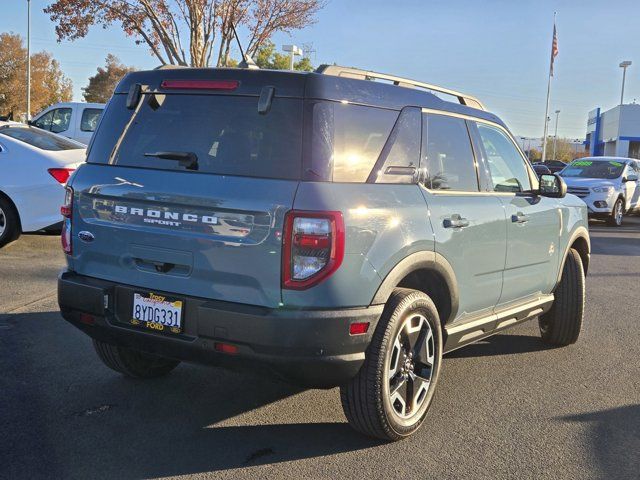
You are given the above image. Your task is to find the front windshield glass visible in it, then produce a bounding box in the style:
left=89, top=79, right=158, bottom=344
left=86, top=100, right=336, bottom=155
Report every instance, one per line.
left=560, top=160, right=624, bottom=179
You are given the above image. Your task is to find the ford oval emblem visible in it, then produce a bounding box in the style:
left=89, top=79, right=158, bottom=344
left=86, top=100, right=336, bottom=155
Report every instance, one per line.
left=77, top=231, right=95, bottom=243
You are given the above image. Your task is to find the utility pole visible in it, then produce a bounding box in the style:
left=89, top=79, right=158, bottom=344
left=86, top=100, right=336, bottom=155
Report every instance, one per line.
left=620, top=61, right=632, bottom=105
left=552, top=110, right=560, bottom=160
left=26, top=0, right=31, bottom=120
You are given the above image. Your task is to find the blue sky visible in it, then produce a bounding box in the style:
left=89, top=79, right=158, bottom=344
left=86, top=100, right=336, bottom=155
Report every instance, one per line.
left=2, top=0, right=640, bottom=138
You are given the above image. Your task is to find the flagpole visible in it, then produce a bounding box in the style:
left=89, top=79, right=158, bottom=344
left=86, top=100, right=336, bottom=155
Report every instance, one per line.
left=541, top=12, right=556, bottom=163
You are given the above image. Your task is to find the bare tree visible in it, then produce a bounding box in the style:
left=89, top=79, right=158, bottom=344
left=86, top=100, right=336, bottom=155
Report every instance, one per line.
left=45, top=0, right=324, bottom=68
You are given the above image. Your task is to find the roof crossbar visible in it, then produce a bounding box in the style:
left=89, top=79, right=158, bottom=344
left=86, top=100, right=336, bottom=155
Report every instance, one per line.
left=316, top=64, right=485, bottom=111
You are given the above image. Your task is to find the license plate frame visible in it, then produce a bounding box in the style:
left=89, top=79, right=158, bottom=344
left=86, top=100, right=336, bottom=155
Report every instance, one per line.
left=130, top=292, right=184, bottom=335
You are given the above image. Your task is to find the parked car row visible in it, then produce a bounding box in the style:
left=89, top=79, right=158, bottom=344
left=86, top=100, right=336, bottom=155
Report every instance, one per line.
left=2, top=65, right=638, bottom=443
left=0, top=121, right=86, bottom=247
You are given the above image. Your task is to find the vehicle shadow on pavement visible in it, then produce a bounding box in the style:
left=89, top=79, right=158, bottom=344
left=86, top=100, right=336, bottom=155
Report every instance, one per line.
left=558, top=404, right=640, bottom=478
left=1, top=310, right=381, bottom=479
left=446, top=333, right=554, bottom=358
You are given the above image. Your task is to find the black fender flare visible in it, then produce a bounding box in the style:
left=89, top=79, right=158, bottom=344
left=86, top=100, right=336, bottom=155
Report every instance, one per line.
left=370, top=250, right=459, bottom=323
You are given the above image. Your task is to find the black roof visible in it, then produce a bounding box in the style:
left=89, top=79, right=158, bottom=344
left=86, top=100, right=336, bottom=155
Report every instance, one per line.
left=114, top=67, right=504, bottom=127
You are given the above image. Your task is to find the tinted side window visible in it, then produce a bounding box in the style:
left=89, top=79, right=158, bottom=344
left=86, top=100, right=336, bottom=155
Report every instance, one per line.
left=476, top=123, right=531, bottom=192
left=370, top=107, right=421, bottom=184
left=51, top=108, right=72, bottom=134
left=309, top=102, right=398, bottom=182
left=421, top=114, right=478, bottom=191
left=80, top=108, right=103, bottom=132
left=34, top=110, right=54, bottom=130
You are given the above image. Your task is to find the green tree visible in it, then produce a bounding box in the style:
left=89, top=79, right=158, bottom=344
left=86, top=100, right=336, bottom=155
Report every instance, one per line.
left=252, top=41, right=314, bottom=71
left=83, top=54, right=135, bottom=103
left=0, top=32, right=72, bottom=118
left=543, top=138, right=587, bottom=163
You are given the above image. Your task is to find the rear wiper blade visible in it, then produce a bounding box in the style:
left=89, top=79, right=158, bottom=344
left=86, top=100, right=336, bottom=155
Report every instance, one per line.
left=144, top=151, right=198, bottom=171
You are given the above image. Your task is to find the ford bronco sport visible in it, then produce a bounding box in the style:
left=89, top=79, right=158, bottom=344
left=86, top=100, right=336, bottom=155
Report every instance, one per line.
left=58, top=65, right=590, bottom=441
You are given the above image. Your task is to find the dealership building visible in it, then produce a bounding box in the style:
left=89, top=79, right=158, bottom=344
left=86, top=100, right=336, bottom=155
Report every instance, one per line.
left=585, top=103, right=640, bottom=158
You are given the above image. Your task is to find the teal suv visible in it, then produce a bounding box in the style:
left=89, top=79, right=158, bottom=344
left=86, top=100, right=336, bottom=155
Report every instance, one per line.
left=58, top=65, right=590, bottom=441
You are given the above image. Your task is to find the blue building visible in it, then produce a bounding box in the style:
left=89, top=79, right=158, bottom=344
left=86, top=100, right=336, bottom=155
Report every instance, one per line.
left=586, top=104, right=640, bottom=159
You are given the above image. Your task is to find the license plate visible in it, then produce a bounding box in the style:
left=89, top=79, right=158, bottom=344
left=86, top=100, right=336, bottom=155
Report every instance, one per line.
left=131, top=292, right=183, bottom=334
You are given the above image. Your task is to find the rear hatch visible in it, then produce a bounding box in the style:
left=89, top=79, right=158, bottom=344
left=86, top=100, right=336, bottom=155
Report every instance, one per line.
left=68, top=70, right=306, bottom=307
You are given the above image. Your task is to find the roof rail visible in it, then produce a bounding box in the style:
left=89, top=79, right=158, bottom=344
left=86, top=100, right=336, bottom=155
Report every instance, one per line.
left=316, top=64, right=485, bottom=111
left=154, top=64, right=190, bottom=70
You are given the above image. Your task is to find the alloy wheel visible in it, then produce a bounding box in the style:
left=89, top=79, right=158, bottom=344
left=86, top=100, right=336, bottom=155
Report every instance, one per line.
left=0, top=206, right=5, bottom=237
left=614, top=200, right=623, bottom=226
left=387, top=313, right=435, bottom=419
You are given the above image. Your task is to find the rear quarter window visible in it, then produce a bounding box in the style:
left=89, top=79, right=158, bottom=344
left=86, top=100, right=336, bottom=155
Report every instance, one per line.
left=308, top=101, right=399, bottom=182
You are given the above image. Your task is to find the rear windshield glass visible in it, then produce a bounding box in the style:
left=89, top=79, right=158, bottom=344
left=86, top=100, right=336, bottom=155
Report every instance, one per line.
left=88, top=94, right=303, bottom=180
left=0, top=126, right=84, bottom=151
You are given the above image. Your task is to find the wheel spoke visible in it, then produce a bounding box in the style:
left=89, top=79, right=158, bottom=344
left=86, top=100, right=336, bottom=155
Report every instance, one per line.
left=408, top=372, right=430, bottom=412
left=389, top=374, right=408, bottom=416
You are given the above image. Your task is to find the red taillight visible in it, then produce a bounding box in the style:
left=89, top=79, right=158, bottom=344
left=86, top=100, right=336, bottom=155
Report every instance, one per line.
left=48, top=168, right=74, bottom=185
left=282, top=211, right=345, bottom=290
left=61, top=186, right=73, bottom=254
left=160, top=79, right=239, bottom=90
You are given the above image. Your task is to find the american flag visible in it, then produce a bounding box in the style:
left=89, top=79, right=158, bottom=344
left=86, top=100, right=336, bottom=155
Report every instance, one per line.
left=550, top=23, right=559, bottom=76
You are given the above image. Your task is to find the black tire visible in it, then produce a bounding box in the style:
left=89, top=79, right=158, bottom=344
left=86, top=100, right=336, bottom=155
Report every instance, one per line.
left=0, top=196, right=20, bottom=248
left=340, top=288, right=443, bottom=441
left=608, top=198, right=624, bottom=227
left=93, top=340, right=180, bottom=378
left=539, top=248, right=585, bottom=346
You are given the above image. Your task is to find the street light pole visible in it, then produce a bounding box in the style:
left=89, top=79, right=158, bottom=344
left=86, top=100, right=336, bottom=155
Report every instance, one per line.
left=282, top=44, right=302, bottom=70
left=26, top=0, right=31, bottom=120
left=552, top=109, right=560, bottom=160
left=620, top=61, right=632, bottom=106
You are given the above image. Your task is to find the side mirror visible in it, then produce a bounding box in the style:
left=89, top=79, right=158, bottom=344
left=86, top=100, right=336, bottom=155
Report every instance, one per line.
left=539, top=173, right=567, bottom=198
left=624, top=174, right=638, bottom=182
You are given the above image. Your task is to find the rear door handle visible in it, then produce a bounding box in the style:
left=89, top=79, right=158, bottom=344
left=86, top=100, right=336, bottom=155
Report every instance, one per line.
left=511, top=212, right=529, bottom=224
left=443, top=214, right=470, bottom=229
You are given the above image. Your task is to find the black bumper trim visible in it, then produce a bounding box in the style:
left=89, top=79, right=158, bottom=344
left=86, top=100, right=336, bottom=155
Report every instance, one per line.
left=58, top=270, right=382, bottom=388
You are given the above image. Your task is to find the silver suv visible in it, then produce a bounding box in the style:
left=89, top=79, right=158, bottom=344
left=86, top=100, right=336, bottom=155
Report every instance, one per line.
left=560, top=157, right=640, bottom=226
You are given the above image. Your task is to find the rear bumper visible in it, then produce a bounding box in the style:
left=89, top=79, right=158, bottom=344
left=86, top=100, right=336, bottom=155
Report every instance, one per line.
left=58, top=270, right=382, bottom=388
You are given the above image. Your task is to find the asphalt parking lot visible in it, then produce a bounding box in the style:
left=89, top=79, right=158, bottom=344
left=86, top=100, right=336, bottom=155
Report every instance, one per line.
left=1, top=219, right=639, bottom=480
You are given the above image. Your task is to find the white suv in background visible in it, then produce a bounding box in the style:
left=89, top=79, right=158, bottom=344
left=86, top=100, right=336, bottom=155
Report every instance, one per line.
left=30, top=102, right=105, bottom=145
left=560, top=157, right=640, bottom=226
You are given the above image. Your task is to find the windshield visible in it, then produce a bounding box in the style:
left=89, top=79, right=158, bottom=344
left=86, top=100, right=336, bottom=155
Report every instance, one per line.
left=560, top=160, right=625, bottom=179
left=0, top=126, right=84, bottom=151
left=88, top=94, right=303, bottom=180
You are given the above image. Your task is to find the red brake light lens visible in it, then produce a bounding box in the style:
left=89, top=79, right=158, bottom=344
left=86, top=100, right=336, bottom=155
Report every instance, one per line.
left=160, top=80, right=239, bottom=90
left=282, top=211, right=345, bottom=290
left=48, top=168, right=74, bottom=185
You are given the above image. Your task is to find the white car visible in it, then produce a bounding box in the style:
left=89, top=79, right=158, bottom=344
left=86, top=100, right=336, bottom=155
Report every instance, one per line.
left=30, top=102, right=105, bottom=145
left=560, top=157, right=640, bottom=226
left=0, top=122, right=86, bottom=247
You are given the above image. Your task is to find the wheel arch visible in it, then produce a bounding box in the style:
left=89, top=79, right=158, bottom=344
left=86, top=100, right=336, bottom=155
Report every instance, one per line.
left=557, top=226, right=590, bottom=286
left=0, top=190, right=22, bottom=233
left=371, top=251, right=459, bottom=324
